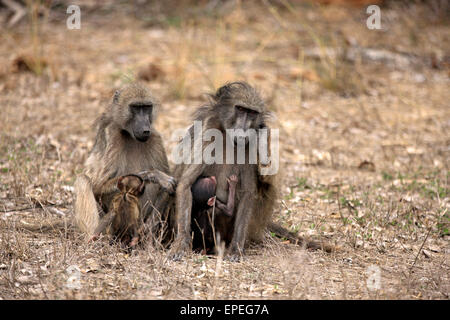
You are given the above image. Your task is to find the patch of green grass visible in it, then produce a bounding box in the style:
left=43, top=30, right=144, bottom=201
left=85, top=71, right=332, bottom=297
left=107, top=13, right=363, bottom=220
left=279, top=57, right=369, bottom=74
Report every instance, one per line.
left=284, top=188, right=294, bottom=200
left=437, top=212, right=449, bottom=237
left=382, top=171, right=394, bottom=181
left=404, top=179, right=448, bottom=200
left=194, top=256, right=208, bottom=263
left=319, top=186, right=336, bottom=200
left=295, top=177, right=310, bottom=190
left=166, top=16, right=182, bottom=28
left=339, top=197, right=362, bottom=209
left=389, top=220, right=398, bottom=227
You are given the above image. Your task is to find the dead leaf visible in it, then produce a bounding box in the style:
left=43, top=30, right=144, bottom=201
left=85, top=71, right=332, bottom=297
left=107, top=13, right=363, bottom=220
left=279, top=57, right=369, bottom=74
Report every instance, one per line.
left=427, top=245, right=440, bottom=253
left=11, top=54, right=48, bottom=74
left=138, top=63, right=165, bottom=82
left=358, top=160, right=375, bottom=171
left=422, top=249, right=432, bottom=258
left=330, top=212, right=341, bottom=219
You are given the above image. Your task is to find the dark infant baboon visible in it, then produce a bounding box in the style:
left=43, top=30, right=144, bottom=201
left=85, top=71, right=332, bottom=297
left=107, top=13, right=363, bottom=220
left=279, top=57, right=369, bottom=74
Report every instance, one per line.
left=191, top=175, right=238, bottom=253
left=74, top=83, right=176, bottom=245
left=191, top=175, right=237, bottom=216
left=172, top=81, right=334, bottom=261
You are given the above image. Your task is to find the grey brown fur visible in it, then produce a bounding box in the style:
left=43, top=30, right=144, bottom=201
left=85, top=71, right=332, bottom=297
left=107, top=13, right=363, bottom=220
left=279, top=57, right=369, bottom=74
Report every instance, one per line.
left=74, top=83, right=176, bottom=244
left=171, top=82, right=334, bottom=261
left=172, top=82, right=277, bottom=261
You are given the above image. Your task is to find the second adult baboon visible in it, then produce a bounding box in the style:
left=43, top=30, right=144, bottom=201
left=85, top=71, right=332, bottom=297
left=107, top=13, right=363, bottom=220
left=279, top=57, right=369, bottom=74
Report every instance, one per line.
left=74, top=83, right=176, bottom=244
left=173, top=82, right=333, bottom=261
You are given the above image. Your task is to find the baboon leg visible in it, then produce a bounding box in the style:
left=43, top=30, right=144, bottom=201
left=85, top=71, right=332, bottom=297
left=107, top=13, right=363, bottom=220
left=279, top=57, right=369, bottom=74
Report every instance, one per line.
left=228, top=192, right=254, bottom=261
left=89, top=211, right=116, bottom=242
left=140, top=185, right=170, bottom=242
left=172, top=164, right=205, bottom=259
left=74, top=174, right=100, bottom=237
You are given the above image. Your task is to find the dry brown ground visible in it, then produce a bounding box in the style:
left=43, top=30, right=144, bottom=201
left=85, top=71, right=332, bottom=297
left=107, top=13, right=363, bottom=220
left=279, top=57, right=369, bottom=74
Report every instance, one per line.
left=0, top=1, right=449, bottom=299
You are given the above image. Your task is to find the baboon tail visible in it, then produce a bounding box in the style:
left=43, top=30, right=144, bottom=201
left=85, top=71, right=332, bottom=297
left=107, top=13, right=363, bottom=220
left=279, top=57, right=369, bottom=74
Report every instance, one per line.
left=74, top=174, right=100, bottom=236
left=268, top=222, right=335, bottom=253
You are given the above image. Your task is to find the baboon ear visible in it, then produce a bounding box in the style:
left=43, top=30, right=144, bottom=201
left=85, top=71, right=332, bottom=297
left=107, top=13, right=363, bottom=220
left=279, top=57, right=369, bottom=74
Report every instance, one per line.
left=214, top=83, right=230, bottom=100
left=117, top=176, right=125, bottom=192
left=113, top=90, right=120, bottom=104
left=137, top=180, right=145, bottom=195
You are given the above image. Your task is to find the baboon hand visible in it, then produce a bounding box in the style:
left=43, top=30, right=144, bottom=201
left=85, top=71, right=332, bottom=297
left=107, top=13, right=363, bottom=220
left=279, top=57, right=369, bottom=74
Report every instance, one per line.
left=207, top=196, right=216, bottom=207
left=227, top=174, right=238, bottom=187
left=156, top=172, right=177, bottom=194
left=137, top=170, right=177, bottom=194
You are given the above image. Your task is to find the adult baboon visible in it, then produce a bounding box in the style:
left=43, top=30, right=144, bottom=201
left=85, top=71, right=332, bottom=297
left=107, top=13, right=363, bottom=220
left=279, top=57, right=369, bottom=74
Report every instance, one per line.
left=74, top=83, right=176, bottom=244
left=172, top=82, right=333, bottom=261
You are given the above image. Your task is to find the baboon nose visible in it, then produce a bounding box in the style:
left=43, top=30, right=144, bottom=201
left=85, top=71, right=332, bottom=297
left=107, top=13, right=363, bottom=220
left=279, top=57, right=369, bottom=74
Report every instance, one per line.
left=135, top=130, right=151, bottom=142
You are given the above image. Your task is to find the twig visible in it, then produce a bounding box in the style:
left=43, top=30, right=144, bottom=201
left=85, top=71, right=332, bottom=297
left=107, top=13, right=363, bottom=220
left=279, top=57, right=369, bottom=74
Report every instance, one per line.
left=409, top=227, right=432, bottom=273
left=1, top=203, right=69, bottom=213
left=2, top=0, right=27, bottom=28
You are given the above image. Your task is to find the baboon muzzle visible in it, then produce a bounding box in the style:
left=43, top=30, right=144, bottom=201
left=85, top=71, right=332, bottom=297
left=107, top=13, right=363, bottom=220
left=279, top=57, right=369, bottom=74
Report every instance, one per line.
left=135, top=129, right=150, bottom=142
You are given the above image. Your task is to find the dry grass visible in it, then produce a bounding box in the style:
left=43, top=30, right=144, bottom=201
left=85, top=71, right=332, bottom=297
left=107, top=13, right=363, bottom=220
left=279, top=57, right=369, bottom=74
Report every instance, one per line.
left=0, top=1, right=449, bottom=299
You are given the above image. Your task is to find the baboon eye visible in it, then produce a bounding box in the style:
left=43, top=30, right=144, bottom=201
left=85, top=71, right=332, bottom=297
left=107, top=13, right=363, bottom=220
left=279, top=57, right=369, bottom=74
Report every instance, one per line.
left=235, top=105, right=259, bottom=116
left=130, top=104, right=153, bottom=114
left=235, top=105, right=246, bottom=113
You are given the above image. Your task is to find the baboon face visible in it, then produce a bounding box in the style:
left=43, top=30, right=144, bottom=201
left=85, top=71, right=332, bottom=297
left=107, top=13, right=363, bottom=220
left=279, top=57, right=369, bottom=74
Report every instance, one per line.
left=128, top=103, right=153, bottom=142
left=214, top=82, right=266, bottom=144
left=113, top=84, right=156, bottom=142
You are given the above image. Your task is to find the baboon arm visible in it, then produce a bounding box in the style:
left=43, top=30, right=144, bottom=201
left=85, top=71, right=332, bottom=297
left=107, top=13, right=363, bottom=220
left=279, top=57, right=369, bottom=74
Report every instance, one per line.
left=228, top=170, right=257, bottom=260
left=214, top=199, right=230, bottom=215
left=213, top=180, right=236, bottom=216
left=258, top=125, right=276, bottom=183
left=175, top=164, right=206, bottom=246
left=228, top=191, right=255, bottom=259
left=137, top=169, right=176, bottom=194
left=224, top=178, right=237, bottom=216
left=94, top=176, right=121, bottom=198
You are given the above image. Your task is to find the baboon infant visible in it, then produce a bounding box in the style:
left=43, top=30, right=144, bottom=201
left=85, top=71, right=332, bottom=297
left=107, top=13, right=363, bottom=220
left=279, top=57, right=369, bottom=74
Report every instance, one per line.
left=90, top=174, right=145, bottom=248
left=191, top=175, right=238, bottom=216
left=191, top=175, right=238, bottom=253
